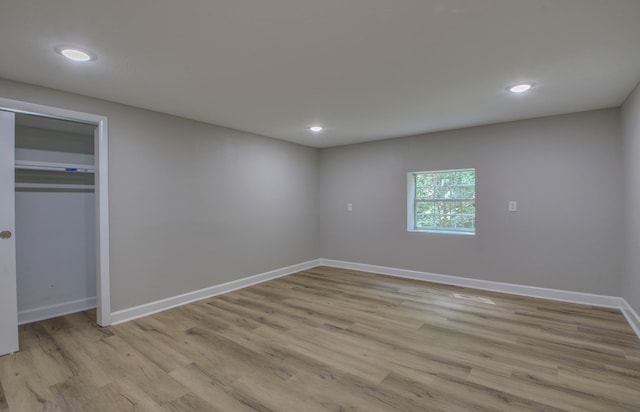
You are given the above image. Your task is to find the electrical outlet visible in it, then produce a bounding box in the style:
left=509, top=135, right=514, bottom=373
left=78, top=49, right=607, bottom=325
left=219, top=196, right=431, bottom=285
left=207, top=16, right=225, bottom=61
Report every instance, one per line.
left=509, top=201, right=517, bottom=212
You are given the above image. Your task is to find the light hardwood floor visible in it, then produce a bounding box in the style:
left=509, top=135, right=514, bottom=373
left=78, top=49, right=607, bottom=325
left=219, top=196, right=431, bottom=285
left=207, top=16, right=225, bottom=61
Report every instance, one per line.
left=1, top=266, right=639, bottom=411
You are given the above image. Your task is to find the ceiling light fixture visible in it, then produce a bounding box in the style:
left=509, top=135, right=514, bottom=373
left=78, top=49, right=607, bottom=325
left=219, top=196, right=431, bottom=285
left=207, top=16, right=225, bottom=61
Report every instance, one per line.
left=56, top=47, right=95, bottom=62
left=508, top=83, right=534, bottom=93
left=309, top=126, right=324, bottom=133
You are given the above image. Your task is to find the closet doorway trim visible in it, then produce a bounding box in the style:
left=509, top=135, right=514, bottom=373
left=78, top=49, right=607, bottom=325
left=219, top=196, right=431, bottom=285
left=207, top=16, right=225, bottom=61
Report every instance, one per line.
left=0, top=97, right=111, bottom=326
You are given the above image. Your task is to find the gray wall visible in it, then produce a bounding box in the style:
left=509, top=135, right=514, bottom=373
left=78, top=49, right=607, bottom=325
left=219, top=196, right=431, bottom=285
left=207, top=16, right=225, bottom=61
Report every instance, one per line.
left=1, top=78, right=320, bottom=312
left=623, top=82, right=640, bottom=314
left=320, top=109, right=624, bottom=296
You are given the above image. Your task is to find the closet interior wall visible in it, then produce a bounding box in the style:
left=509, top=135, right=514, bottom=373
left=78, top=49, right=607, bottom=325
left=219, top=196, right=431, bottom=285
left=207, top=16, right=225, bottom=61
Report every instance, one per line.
left=14, top=114, right=96, bottom=324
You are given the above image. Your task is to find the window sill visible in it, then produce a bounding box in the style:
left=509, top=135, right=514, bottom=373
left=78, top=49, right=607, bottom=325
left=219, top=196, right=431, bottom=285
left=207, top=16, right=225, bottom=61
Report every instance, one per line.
left=408, top=229, right=475, bottom=236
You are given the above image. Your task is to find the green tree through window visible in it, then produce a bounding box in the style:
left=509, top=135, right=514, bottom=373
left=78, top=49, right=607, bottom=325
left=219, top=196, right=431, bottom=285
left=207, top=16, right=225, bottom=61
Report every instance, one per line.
left=409, top=169, right=475, bottom=234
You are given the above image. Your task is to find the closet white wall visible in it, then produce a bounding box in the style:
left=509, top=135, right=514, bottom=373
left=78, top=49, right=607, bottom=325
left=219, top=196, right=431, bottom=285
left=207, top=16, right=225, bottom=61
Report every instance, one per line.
left=14, top=115, right=96, bottom=324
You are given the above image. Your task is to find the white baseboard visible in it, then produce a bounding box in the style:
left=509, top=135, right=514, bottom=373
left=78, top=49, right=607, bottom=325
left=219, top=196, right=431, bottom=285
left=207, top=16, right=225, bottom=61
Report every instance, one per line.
left=110, top=259, right=322, bottom=325
left=320, top=259, right=623, bottom=307
left=320, top=259, right=640, bottom=340
left=18, top=296, right=96, bottom=325
left=621, top=300, right=640, bottom=339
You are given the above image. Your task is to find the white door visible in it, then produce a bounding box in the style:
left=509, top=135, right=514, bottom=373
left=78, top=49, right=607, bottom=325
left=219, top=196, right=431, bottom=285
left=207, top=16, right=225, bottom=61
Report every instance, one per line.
left=0, top=110, right=18, bottom=356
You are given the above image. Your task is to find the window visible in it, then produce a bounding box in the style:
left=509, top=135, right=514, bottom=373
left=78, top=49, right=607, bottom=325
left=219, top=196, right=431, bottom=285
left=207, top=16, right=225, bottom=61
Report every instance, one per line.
left=408, top=168, right=475, bottom=234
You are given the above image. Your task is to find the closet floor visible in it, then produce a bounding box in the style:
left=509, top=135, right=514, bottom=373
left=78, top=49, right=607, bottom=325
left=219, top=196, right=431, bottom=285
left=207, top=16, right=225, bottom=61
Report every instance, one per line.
left=1, top=266, right=639, bottom=411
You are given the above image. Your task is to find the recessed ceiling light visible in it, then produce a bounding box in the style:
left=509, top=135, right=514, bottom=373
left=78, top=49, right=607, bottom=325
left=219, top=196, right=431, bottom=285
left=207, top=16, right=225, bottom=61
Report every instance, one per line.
left=508, top=83, right=534, bottom=93
left=309, top=126, right=324, bottom=133
left=56, top=47, right=95, bottom=62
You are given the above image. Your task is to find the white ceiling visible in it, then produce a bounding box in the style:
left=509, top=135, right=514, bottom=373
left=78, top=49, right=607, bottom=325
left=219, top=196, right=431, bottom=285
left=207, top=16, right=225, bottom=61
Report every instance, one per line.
left=1, top=1, right=639, bottom=148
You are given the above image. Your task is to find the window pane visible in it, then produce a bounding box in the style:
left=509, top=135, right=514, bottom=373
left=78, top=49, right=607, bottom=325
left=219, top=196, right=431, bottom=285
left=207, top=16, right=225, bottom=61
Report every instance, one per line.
left=415, top=202, right=436, bottom=228
left=415, top=177, right=434, bottom=199
left=434, top=182, right=451, bottom=199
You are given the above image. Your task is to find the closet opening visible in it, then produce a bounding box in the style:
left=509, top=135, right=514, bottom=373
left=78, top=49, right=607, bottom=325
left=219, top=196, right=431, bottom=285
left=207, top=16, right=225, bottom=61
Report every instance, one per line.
left=0, top=96, right=110, bottom=358
left=15, top=113, right=98, bottom=325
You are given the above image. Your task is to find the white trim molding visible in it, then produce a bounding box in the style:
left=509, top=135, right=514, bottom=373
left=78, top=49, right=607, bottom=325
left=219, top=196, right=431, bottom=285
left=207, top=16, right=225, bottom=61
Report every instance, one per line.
left=621, top=300, right=640, bottom=339
left=320, top=259, right=640, bottom=340
left=110, top=259, right=322, bottom=325
left=18, top=297, right=96, bottom=325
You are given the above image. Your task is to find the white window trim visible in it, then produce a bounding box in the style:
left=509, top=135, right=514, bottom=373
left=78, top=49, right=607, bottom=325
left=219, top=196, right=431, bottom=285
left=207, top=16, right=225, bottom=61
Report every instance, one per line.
left=407, top=168, right=476, bottom=235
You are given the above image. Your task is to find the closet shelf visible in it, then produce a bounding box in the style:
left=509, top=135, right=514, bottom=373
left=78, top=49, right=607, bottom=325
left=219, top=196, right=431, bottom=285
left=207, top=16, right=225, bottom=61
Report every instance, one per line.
left=15, top=159, right=95, bottom=173
left=16, top=183, right=94, bottom=190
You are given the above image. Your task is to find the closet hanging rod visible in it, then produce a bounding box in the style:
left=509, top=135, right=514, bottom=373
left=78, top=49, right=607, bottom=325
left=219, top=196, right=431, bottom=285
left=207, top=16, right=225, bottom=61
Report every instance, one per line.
left=15, top=159, right=95, bottom=173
